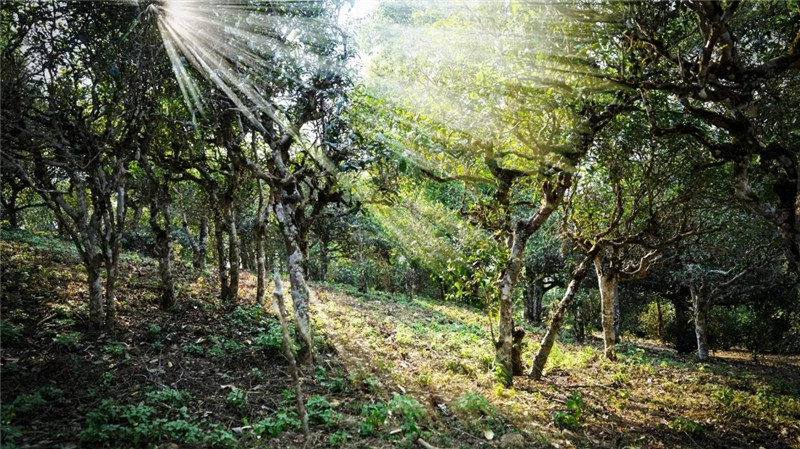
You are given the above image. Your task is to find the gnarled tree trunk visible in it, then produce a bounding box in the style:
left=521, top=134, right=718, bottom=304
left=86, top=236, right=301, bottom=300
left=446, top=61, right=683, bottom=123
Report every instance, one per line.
left=524, top=277, right=545, bottom=324
left=691, top=285, right=711, bottom=361
left=274, top=196, right=314, bottom=366
left=595, top=256, right=619, bottom=361
left=214, top=212, right=231, bottom=302
left=530, top=251, right=595, bottom=380
left=87, top=260, right=105, bottom=335
left=226, top=206, right=240, bottom=302
left=150, top=198, right=175, bottom=310
left=495, top=175, right=572, bottom=386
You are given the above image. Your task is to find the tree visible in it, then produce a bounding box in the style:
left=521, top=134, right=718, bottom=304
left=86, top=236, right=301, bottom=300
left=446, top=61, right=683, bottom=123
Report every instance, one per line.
left=611, top=1, right=800, bottom=273
left=358, top=0, right=632, bottom=384
left=562, top=112, right=708, bottom=360
left=1, top=1, right=162, bottom=333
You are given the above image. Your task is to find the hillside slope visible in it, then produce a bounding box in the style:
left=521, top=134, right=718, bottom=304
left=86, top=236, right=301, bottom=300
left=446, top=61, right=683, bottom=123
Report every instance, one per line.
left=2, top=232, right=799, bottom=448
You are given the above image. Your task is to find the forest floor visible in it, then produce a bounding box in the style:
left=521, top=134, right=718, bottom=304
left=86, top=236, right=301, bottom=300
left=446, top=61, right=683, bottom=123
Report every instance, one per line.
left=2, top=230, right=800, bottom=448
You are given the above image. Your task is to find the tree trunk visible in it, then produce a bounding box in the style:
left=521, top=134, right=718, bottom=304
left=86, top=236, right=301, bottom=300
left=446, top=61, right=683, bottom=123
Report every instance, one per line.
left=524, top=277, right=545, bottom=324
left=530, top=252, right=594, bottom=380
left=227, top=207, right=240, bottom=302
left=656, top=297, right=663, bottom=340
left=574, top=299, right=585, bottom=343
left=151, top=201, right=175, bottom=310
left=691, top=286, right=711, bottom=361
left=496, top=175, right=571, bottom=386
left=613, top=287, right=621, bottom=343
left=256, top=223, right=267, bottom=307
left=104, top=263, right=117, bottom=331
left=214, top=213, right=231, bottom=302
left=240, top=234, right=250, bottom=271
left=319, top=240, right=329, bottom=282
left=274, top=199, right=314, bottom=366
left=196, top=216, right=208, bottom=269
left=87, top=263, right=105, bottom=335
left=2, top=189, right=20, bottom=228
left=595, top=257, right=618, bottom=361
left=669, top=289, right=695, bottom=354
left=272, top=267, right=310, bottom=441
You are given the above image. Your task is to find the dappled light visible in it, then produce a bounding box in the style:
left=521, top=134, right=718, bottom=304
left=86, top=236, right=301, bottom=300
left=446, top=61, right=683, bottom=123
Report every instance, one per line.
left=2, top=0, right=799, bottom=448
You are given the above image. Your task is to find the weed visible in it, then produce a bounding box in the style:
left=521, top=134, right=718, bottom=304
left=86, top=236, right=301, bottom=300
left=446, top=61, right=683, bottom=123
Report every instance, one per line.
left=552, top=392, right=586, bottom=430
left=453, top=392, right=495, bottom=419
left=181, top=343, right=205, bottom=357
left=102, top=342, right=129, bottom=358
left=0, top=320, right=23, bottom=344
left=388, top=393, right=426, bottom=435
left=252, top=326, right=294, bottom=354
left=222, top=340, right=245, bottom=352
left=307, top=394, right=342, bottom=426
left=252, top=409, right=301, bottom=437
left=209, top=346, right=225, bottom=357
left=611, top=371, right=628, bottom=386
left=327, top=430, right=351, bottom=447
left=2, top=387, right=63, bottom=421
left=147, top=323, right=162, bottom=337
left=416, top=373, right=432, bottom=387
left=146, top=389, right=191, bottom=407
left=53, top=332, right=80, bottom=352
left=360, top=402, right=388, bottom=435
left=712, top=386, right=735, bottom=407
left=669, top=417, right=703, bottom=436
left=225, top=388, right=248, bottom=410
left=80, top=393, right=234, bottom=447
left=248, top=367, right=264, bottom=381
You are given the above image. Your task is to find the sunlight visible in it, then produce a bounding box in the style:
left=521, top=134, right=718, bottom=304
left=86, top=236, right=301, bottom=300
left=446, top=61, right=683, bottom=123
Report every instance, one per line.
left=144, top=0, right=349, bottom=135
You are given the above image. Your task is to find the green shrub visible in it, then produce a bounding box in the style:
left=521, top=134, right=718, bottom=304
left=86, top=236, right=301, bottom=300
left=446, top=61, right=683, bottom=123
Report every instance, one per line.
left=669, top=417, right=703, bottom=436
left=252, top=410, right=301, bottom=437
left=307, top=395, right=342, bottom=426
left=359, top=402, right=388, bottom=436
left=225, top=388, right=248, bottom=410
left=181, top=343, right=205, bottom=357
left=388, top=394, right=426, bottom=435
left=327, top=430, right=351, bottom=447
left=53, top=332, right=80, bottom=352
left=0, top=320, right=23, bottom=344
left=552, top=392, right=586, bottom=430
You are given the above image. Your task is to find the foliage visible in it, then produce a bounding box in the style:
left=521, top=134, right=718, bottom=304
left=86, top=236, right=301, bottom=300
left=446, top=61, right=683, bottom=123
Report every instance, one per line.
left=225, top=388, right=248, bottom=410
left=552, top=392, right=586, bottom=430
left=80, top=390, right=235, bottom=448
left=359, top=402, right=389, bottom=436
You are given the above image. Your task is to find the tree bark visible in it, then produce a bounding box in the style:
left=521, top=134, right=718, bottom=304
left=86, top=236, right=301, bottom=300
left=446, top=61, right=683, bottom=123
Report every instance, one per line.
left=595, top=256, right=618, bottom=361
left=272, top=267, right=310, bottom=441
left=87, top=262, right=105, bottom=335
left=668, top=289, right=696, bottom=354
left=214, top=212, right=231, bottom=302
left=226, top=206, right=240, bottom=302
left=150, top=199, right=175, bottom=310
left=104, top=263, right=117, bottom=331
left=274, top=198, right=314, bottom=366
left=656, top=297, right=663, bottom=340
left=530, top=251, right=595, bottom=380
left=495, top=175, right=572, bottom=386
left=524, top=277, right=545, bottom=324
left=691, top=286, right=711, bottom=361
left=613, top=286, right=621, bottom=343
left=196, top=216, right=208, bottom=269
left=574, top=299, right=585, bottom=343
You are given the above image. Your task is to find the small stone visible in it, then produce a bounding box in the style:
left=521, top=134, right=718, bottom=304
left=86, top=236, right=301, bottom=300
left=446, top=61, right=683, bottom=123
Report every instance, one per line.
left=499, top=433, right=526, bottom=449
